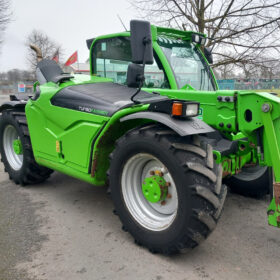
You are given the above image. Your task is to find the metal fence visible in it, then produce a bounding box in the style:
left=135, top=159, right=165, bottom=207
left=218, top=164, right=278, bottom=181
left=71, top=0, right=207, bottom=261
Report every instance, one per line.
left=217, top=79, right=280, bottom=90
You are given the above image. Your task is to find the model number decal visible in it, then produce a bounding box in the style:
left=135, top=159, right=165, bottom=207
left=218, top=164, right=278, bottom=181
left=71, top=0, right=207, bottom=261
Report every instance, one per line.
left=78, top=106, right=108, bottom=116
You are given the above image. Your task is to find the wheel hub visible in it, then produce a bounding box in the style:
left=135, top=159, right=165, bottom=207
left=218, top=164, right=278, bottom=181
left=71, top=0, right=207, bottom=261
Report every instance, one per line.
left=121, top=153, right=178, bottom=231
left=142, top=173, right=168, bottom=203
left=13, top=139, right=23, bottom=155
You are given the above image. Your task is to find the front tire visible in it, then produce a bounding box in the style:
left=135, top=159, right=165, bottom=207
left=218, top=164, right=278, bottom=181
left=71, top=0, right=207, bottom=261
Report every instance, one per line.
left=0, top=110, right=53, bottom=185
left=224, top=166, right=272, bottom=197
left=109, top=124, right=227, bottom=254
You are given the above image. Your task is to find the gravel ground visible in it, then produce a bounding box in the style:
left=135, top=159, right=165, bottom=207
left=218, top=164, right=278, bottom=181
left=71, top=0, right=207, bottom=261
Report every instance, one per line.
left=0, top=93, right=280, bottom=279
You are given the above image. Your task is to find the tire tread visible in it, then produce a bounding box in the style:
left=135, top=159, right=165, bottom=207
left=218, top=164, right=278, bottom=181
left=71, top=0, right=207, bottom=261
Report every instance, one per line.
left=0, top=110, right=53, bottom=185
left=109, top=124, right=227, bottom=254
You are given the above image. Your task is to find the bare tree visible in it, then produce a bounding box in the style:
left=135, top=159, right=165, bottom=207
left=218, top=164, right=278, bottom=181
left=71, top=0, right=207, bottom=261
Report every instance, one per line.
left=131, top=0, right=280, bottom=76
left=0, top=69, right=34, bottom=83
left=0, top=0, right=11, bottom=47
left=26, top=30, right=63, bottom=70
left=215, top=63, right=236, bottom=79
left=258, top=60, right=280, bottom=79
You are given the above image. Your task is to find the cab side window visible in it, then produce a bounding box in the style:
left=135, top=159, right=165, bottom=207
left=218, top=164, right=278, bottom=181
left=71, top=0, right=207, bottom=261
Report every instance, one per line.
left=93, top=37, right=131, bottom=84
left=92, top=37, right=169, bottom=88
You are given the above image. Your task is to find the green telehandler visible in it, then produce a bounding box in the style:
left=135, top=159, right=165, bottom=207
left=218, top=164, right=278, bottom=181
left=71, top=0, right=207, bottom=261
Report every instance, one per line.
left=0, top=20, right=279, bottom=254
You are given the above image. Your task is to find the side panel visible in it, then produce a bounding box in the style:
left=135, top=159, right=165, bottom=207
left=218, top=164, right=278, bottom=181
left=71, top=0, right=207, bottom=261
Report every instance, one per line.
left=25, top=79, right=150, bottom=186
left=25, top=85, right=109, bottom=175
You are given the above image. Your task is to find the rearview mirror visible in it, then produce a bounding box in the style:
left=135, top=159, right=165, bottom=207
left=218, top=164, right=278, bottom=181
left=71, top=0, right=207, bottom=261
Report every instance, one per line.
left=127, top=63, right=144, bottom=88
left=130, top=20, right=153, bottom=65
left=204, top=47, right=213, bottom=64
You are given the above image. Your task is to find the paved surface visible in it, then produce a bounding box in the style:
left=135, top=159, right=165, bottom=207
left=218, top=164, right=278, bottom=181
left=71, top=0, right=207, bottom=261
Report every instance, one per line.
left=0, top=95, right=9, bottom=103
left=0, top=93, right=280, bottom=279
left=0, top=162, right=280, bottom=280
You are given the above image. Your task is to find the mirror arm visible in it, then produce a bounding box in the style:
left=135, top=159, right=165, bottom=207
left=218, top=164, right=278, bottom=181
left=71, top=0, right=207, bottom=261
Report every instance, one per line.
left=141, top=37, right=151, bottom=68
left=130, top=40, right=150, bottom=103
left=130, top=78, right=144, bottom=104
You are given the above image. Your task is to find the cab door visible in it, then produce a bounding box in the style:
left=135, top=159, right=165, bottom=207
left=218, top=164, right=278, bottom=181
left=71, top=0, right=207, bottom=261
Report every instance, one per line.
left=91, top=36, right=170, bottom=89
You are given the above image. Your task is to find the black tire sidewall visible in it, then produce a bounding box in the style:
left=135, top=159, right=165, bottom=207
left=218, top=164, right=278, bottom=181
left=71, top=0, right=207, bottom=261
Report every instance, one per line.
left=0, top=112, right=29, bottom=183
left=224, top=166, right=271, bottom=197
left=110, top=136, right=193, bottom=249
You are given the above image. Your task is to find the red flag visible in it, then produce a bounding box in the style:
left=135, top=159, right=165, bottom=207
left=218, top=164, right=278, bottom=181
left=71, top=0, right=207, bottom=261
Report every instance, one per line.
left=64, top=51, right=78, bottom=66
left=52, top=50, right=59, bottom=63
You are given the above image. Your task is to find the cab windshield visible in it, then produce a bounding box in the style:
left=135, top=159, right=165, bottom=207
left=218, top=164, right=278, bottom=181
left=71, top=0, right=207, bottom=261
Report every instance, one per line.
left=158, top=37, right=216, bottom=91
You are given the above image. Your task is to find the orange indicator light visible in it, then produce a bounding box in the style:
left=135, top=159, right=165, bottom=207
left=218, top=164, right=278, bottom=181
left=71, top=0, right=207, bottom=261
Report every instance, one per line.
left=172, top=102, right=183, bottom=116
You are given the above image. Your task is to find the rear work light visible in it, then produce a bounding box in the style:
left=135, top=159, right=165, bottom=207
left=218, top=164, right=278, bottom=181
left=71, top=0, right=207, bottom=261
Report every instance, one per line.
left=191, top=33, right=207, bottom=46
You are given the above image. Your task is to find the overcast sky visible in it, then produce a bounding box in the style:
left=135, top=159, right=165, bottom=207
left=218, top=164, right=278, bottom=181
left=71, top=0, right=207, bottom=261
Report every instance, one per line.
left=0, top=0, right=139, bottom=71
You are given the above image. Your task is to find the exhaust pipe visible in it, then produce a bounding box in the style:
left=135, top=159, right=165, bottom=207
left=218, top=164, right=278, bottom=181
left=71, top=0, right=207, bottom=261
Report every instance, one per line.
left=30, top=44, right=43, bottom=62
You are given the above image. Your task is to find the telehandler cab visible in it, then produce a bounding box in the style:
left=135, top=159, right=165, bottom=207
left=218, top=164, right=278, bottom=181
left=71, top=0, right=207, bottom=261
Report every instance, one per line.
left=0, top=20, right=279, bottom=254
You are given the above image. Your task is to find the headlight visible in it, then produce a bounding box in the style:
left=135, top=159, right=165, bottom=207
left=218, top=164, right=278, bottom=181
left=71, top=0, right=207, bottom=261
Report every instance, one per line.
left=185, top=103, right=199, bottom=117
left=147, top=99, right=200, bottom=118
left=172, top=101, right=200, bottom=118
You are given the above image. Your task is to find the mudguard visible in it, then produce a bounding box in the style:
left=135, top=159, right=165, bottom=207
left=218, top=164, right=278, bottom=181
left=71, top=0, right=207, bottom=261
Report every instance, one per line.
left=120, top=112, right=214, bottom=136
left=0, top=101, right=27, bottom=113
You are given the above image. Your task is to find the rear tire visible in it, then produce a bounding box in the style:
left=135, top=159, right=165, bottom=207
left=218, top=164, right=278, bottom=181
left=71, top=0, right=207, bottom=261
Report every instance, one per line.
left=0, top=110, right=53, bottom=185
left=108, top=124, right=227, bottom=254
left=224, top=166, right=272, bottom=198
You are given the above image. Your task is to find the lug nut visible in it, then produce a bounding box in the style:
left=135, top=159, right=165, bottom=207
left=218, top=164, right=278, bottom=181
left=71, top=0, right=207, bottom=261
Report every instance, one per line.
left=165, top=182, right=171, bottom=187
left=150, top=171, right=155, bottom=175
left=155, top=170, right=163, bottom=177
left=161, top=200, right=166, bottom=206
left=167, top=194, right=172, bottom=199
